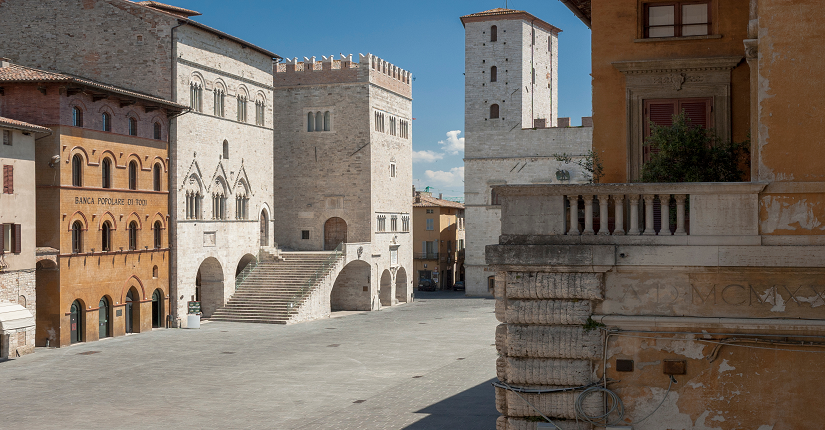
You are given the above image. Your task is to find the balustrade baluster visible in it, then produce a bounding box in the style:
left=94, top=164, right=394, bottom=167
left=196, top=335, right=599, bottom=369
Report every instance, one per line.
left=628, top=195, right=640, bottom=235
left=612, top=195, right=625, bottom=235
left=567, top=195, right=580, bottom=235
left=675, top=194, right=687, bottom=235
left=659, top=193, right=672, bottom=236
left=583, top=195, right=595, bottom=235
left=642, top=194, right=656, bottom=235
left=598, top=195, right=610, bottom=235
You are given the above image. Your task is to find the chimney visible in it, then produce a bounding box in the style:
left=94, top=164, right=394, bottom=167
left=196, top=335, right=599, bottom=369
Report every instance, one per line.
left=439, top=193, right=443, bottom=200
left=0, top=58, right=11, bottom=68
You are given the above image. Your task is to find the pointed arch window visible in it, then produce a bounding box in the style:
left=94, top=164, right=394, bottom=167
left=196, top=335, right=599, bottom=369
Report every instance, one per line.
left=490, top=104, right=500, bottom=119
left=101, top=158, right=112, bottom=189
left=128, top=221, right=138, bottom=250
left=153, top=163, right=162, bottom=191
left=128, top=161, right=138, bottom=190
left=101, top=221, right=112, bottom=252
left=153, top=221, right=162, bottom=249
left=153, top=122, right=162, bottom=140
left=102, top=112, right=111, bottom=132
left=128, top=117, right=138, bottom=136
left=214, top=86, right=225, bottom=117
left=71, top=221, right=83, bottom=254
left=222, top=140, right=229, bottom=159
left=190, top=82, right=203, bottom=112
left=72, top=106, right=83, bottom=127
left=255, top=99, right=265, bottom=126
left=490, top=25, right=498, bottom=42
left=72, top=154, right=83, bottom=187
left=490, top=66, right=497, bottom=82
left=186, top=190, right=202, bottom=220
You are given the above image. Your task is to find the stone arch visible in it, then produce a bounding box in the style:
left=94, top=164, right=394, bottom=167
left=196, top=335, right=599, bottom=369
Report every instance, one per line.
left=235, top=253, right=257, bottom=278
left=331, top=260, right=371, bottom=311
left=196, top=257, right=225, bottom=318
left=379, top=269, right=393, bottom=307
left=151, top=156, right=168, bottom=172
left=124, top=211, right=143, bottom=230
left=68, top=146, right=92, bottom=165
left=236, top=84, right=249, bottom=100
left=98, top=211, right=118, bottom=230
left=324, top=217, right=347, bottom=251
left=119, top=275, right=146, bottom=303
left=124, top=286, right=141, bottom=334
left=67, top=211, right=90, bottom=231
left=259, top=207, right=269, bottom=247
left=125, top=152, right=144, bottom=171
left=395, top=267, right=408, bottom=303
left=150, top=212, right=166, bottom=229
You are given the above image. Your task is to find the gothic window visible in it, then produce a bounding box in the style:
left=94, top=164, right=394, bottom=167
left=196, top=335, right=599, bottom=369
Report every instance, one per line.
left=102, top=112, right=111, bottom=132
left=214, top=86, right=225, bottom=117
left=223, top=140, right=229, bottom=159
left=377, top=215, right=386, bottom=232
left=72, top=106, right=83, bottom=127
left=490, top=66, right=497, bottom=82
left=391, top=215, right=398, bottom=232
left=128, top=117, right=138, bottom=136
left=255, top=99, right=265, bottom=126
left=101, top=158, right=112, bottom=189
left=72, top=221, right=83, bottom=254
left=128, top=221, right=138, bottom=250
left=212, top=189, right=227, bottom=220
left=72, top=154, right=83, bottom=187
left=153, top=122, right=162, bottom=140
left=128, top=161, right=138, bottom=190
left=237, top=95, right=247, bottom=122
left=153, top=221, right=162, bottom=249
left=490, top=25, right=497, bottom=42
left=153, top=163, right=162, bottom=191
left=235, top=194, right=249, bottom=219
left=390, top=160, right=397, bottom=178
left=402, top=215, right=410, bottom=232
left=490, top=104, right=500, bottom=119
left=101, top=221, right=112, bottom=252
left=186, top=191, right=203, bottom=220
left=190, top=82, right=203, bottom=112
left=308, top=112, right=315, bottom=132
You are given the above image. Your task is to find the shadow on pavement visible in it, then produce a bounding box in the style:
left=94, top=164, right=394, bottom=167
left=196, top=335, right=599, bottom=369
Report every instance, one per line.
left=413, top=291, right=494, bottom=301
left=403, top=378, right=499, bottom=430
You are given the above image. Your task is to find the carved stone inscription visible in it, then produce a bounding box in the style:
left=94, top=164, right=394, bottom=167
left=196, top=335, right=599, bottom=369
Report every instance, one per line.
left=598, top=271, right=825, bottom=318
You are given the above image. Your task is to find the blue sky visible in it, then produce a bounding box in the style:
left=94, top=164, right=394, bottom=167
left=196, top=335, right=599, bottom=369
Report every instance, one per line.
left=169, top=0, right=592, bottom=200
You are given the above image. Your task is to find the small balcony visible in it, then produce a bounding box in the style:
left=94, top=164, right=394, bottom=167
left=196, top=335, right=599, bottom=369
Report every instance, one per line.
left=414, top=252, right=439, bottom=260
left=495, top=182, right=766, bottom=246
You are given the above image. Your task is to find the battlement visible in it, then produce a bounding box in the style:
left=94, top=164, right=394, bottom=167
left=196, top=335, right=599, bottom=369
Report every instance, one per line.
left=274, top=53, right=412, bottom=98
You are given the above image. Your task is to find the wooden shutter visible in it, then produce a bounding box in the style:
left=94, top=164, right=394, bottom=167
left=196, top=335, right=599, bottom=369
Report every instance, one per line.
left=2, top=165, right=11, bottom=194
left=13, top=224, right=21, bottom=253
left=644, top=100, right=677, bottom=161
left=0, top=224, right=4, bottom=255
left=679, top=99, right=711, bottom=129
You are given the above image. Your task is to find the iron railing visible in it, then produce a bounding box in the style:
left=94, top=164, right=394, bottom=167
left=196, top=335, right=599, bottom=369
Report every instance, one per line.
left=287, top=242, right=345, bottom=310
left=414, top=252, right=439, bottom=260
left=233, top=250, right=262, bottom=289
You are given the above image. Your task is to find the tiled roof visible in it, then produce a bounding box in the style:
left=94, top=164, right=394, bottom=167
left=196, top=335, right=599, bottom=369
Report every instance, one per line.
left=136, top=1, right=201, bottom=17
left=413, top=195, right=465, bottom=209
left=0, top=116, right=52, bottom=133
left=460, top=8, right=563, bottom=34
left=558, top=0, right=591, bottom=28
left=0, top=63, right=188, bottom=111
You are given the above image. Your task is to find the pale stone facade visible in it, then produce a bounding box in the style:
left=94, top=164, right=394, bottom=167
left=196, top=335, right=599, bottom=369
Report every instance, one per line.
left=461, top=9, right=592, bottom=297
left=272, top=54, right=413, bottom=309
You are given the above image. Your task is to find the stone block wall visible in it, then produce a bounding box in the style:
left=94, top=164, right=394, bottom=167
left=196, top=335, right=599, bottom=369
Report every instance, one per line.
left=0, top=270, right=36, bottom=358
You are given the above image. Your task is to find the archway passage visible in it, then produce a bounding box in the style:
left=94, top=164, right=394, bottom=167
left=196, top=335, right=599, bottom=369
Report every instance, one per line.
left=197, top=257, right=224, bottom=318
left=236, top=254, right=257, bottom=278
left=152, top=289, right=163, bottom=328
left=395, top=267, right=408, bottom=303
left=99, top=297, right=110, bottom=338
left=331, top=260, right=370, bottom=311
left=70, top=300, right=82, bottom=344
left=260, top=211, right=269, bottom=247
left=324, top=217, right=347, bottom=250
left=379, top=270, right=393, bottom=307
left=125, top=289, right=139, bottom=334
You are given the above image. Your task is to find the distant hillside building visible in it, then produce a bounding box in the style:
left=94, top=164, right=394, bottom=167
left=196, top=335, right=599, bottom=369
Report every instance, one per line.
left=460, top=8, right=592, bottom=297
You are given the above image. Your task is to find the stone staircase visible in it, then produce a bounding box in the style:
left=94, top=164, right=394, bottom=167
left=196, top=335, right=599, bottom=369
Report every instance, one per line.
left=209, top=250, right=344, bottom=324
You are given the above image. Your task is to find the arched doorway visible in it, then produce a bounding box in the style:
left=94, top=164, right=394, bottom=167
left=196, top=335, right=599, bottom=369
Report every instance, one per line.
left=98, top=297, right=110, bottom=338
left=379, top=270, right=393, bottom=307
left=395, top=267, right=408, bottom=303
left=236, top=253, right=257, bottom=278
left=324, top=217, right=347, bottom=250
left=70, top=300, right=83, bottom=344
left=152, top=289, right=163, bottom=328
left=260, top=211, right=269, bottom=247
left=197, top=257, right=224, bottom=318
left=125, top=288, right=140, bottom=334
left=331, top=260, right=370, bottom=311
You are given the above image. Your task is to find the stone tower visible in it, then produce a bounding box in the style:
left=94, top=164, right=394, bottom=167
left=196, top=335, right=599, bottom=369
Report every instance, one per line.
left=461, top=9, right=592, bottom=297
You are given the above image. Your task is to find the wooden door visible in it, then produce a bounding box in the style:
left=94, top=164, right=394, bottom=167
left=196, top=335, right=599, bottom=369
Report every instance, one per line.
left=324, top=217, right=347, bottom=250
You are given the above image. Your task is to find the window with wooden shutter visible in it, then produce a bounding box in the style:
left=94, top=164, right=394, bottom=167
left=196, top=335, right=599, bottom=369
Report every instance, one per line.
left=644, top=97, right=712, bottom=162
left=0, top=224, right=5, bottom=255
left=2, top=164, right=12, bottom=194
left=13, top=224, right=21, bottom=253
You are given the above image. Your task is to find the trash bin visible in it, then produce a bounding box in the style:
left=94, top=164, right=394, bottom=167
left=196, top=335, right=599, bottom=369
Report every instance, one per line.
left=187, top=313, right=201, bottom=329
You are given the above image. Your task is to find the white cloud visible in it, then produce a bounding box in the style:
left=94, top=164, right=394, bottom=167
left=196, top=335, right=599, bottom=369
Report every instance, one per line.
left=438, top=130, right=464, bottom=154
left=424, top=166, right=464, bottom=187
left=412, top=150, right=444, bottom=163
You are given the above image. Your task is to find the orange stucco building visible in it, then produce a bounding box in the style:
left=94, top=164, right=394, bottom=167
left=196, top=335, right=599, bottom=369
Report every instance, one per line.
left=412, top=191, right=465, bottom=289
left=0, top=61, right=187, bottom=347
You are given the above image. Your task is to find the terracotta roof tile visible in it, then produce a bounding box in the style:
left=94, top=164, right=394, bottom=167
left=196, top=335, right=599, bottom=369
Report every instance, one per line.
left=0, top=116, right=51, bottom=133
left=0, top=63, right=187, bottom=110
left=460, top=8, right=563, bottom=34
left=462, top=8, right=526, bottom=18
left=413, top=195, right=465, bottom=209
left=136, top=1, right=201, bottom=17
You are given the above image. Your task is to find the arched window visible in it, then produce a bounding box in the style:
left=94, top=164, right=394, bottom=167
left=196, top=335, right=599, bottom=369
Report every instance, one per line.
left=128, top=161, right=138, bottom=190
left=153, top=164, right=162, bottom=191
left=72, top=221, right=83, bottom=254
left=307, top=112, right=314, bottom=132
left=490, top=25, right=498, bottom=42
left=101, top=221, right=112, bottom=252
left=72, top=106, right=83, bottom=127
left=102, top=112, right=111, bottom=132
left=490, top=66, right=497, bottom=82
left=153, top=122, right=161, bottom=140
left=222, top=140, right=229, bottom=159
left=190, top=81, right=203, bottom=112
left=237, top=93, right=247, bottom=122
left=153, top=221, right=162, bottom=249
left=324, top=111, right=331, bottom=131
left=72, top=154, right=83, bottom=187
left=128, top=117, right=137, bottom=136
left=153, top=265, right=159, bottom=278
left=128, top=221, right=138, bottom=250
left=315, top=111, right=323, bottom=131
left=213, top=86, right=225, bottom=117
left=255, top=99, right=265, bottom=126
left=490, top=104, right=500, bottom=119
left=101, top=158, right=112, bottom=189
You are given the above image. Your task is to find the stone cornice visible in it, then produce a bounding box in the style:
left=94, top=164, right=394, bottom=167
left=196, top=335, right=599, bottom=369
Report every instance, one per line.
left=493, top=182, right=768, bottom=197
left=612, top=56, right=744, bottom=74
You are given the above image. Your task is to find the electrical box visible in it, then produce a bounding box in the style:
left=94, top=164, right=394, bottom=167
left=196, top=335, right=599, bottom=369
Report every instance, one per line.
left=663, top=359, right=687, bottom=375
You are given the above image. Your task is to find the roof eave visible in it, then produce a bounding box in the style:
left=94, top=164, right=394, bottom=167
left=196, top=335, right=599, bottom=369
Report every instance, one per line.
left=179, top=19, right=282, bottom=60
left=558, top=0, right=591, bottom=29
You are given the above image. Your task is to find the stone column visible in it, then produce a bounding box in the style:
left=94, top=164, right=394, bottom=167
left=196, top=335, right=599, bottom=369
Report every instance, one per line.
left=582, top=195, right=594, bottom=235
left=642, top=194, right=656, bottom=235
left=598, top=195, right=610, bottom=235
left=567, top=196, right=580, bottom=236
left=659, top=193, right=671, bottom=236
left=612, top=195, right=625, bottom=235
left=674, top=194, right=687, bottom=235
left=627, top=195, right=640, bottom=235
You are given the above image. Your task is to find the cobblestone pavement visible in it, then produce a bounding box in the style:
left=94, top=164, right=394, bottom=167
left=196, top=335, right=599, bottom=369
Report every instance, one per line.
left=0, top=291, right=499, bottom=430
